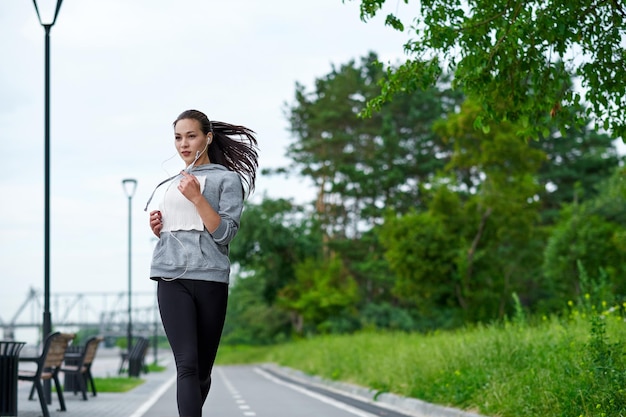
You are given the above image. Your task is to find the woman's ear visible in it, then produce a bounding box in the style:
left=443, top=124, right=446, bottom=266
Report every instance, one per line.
left=207, top=133, right=213, bottom=144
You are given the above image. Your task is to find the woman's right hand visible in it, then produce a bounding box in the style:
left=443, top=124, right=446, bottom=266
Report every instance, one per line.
left=149, top=210, right=163, bottom=237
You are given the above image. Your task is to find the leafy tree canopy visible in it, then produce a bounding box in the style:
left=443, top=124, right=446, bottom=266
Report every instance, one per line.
left=542, top=166, right=626, bottom=307
left=283, top=52, right=462, bottom=237
left=350, top=0, right=626, bottom=140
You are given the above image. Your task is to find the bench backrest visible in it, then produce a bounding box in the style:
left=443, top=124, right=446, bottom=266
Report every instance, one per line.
left=82, top=336, right=104, bottom=366
left=42, top=332, right=75, bottom=369
left=130, top=337, right=149, bottom=359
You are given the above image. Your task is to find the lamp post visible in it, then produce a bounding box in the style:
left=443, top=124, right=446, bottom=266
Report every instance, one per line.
left=122, top=178, right=137, bottom=367
left=31, top=0, right=63, bottom=404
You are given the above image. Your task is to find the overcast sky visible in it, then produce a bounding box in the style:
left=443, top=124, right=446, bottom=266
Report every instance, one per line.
left=0, top=0, right=412, bottom=339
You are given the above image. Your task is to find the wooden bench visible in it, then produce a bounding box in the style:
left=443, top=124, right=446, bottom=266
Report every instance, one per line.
left=60, top=336, right=104, bottom=400
left=18, top=332, right=75, bottom=417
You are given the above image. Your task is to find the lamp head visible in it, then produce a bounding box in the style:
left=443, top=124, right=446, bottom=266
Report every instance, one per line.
left=122, top=178, right=138, bottom=198
left=32, top=0, right=64, bottom=26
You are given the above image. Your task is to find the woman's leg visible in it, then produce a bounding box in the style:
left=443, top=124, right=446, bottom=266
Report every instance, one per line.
left=158, top=280, right=202, bottom=417
left=193, top=281, right=228, bottom=404
left=158, top=279, right=228, bottom=417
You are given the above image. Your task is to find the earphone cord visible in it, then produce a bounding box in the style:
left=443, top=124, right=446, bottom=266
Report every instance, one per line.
left=154, top=181, right=191, bottom=282
left=144, top=173, right=180, bottom=212
left=143, top=151, right=203, bottom=212
left=160, top=230, right=188, bottom=282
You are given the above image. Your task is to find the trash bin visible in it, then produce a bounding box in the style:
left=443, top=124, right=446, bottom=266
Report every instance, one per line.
left=63, top=344, right=83, bottom=393
left=0, top=341, right=26, bottom=417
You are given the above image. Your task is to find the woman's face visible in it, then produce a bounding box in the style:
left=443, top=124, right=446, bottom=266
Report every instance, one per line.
left=174, top=118, right=211, bottom=167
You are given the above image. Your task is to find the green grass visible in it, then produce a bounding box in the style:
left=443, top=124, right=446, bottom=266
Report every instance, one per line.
left=91, top=362, right=166, bottom=393
left=87, top=377, right=145, bottom=393
left=216, top=310, right=626, bottom=417
left=146, top=363, right=166, bottom=373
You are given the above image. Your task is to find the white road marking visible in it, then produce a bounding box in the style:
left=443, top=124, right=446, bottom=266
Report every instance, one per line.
left=128, top=373, right=177, bottom=417
left=254, top=367, right=378, bottom=417
left=218, top=367, right=258, bottom=417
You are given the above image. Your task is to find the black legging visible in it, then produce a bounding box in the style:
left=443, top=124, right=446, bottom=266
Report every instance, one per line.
left=157, top=279, right=228, bottom=417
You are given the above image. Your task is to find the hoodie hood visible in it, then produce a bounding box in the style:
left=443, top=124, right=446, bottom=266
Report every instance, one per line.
left=188, top=163, right=228, bottom=174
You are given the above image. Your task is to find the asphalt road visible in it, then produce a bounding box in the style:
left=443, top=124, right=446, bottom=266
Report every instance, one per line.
left=142, top=365, right=414, bottom=417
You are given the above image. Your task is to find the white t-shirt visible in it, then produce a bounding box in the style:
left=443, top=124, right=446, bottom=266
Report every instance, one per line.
left=160, top=175, right=207, bottom=232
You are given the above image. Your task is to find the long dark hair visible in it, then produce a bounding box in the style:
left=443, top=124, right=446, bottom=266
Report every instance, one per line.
left=174, top=109, right=259, bottom=196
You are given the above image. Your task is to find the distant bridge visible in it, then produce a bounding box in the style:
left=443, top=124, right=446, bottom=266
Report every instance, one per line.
left=0, top=287, right=164, bottom=342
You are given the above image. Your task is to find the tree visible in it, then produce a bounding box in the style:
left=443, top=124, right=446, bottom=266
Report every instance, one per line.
left=352, top=0, right=626, bottom=140
left=229, top=198, right=322, bottom=304
left=284, top=52, right=462, bottom=239
left=529, top=106, right=623, bottom=224
left=225, top=197, right=322, bottom=342
left=280, top=53, right=463, bottom=327
left=542, top=166, right=626, bottom=309
left=379, top=99, right=546, bottom=323
left=222, top=273, right=292, bottom=345
left=278, top=256, right=359, bottom=334
left=378, top=206, right=460, bottom=325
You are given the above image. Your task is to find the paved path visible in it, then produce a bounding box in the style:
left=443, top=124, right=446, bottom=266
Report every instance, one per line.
left=141, top=365, right=433, bottom=417
left=12, top=347, right=486, bottom=417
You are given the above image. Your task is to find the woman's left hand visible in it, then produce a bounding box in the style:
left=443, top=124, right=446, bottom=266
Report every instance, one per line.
left=178, top=171, right=202, bottom=204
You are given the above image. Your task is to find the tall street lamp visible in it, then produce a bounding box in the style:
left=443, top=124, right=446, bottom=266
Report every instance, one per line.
left=31, top=0, right=63, bottom=404
left=122, top=178, right=137, bottom=367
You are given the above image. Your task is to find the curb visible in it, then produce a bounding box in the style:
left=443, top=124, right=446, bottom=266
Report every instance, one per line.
left=260, top=363, right=488, bottom=417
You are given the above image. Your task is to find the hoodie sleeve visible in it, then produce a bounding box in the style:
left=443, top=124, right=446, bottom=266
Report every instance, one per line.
left=209, top=172, right=243, bottom=246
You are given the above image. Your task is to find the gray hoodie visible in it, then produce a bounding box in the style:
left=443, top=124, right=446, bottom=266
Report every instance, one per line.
left=149, top=163, right=243, bottom=283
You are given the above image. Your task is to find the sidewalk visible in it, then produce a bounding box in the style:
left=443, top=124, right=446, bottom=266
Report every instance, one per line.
left=15, top=347, right=177, bottom=417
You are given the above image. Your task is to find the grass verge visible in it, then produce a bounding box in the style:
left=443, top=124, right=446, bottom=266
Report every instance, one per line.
left=216, top=308, right=626, bottom=417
